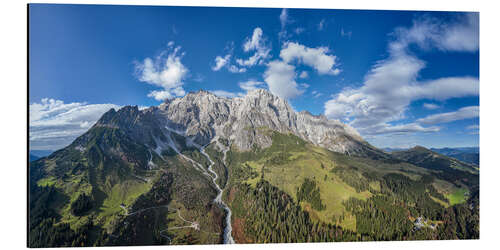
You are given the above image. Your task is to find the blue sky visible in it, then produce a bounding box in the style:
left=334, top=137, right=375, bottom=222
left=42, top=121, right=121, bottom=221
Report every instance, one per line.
left=29, top=4, right=479, bottom=150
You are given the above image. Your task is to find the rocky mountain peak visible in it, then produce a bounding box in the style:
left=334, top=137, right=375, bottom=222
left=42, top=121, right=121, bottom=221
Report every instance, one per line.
left=95, top=88, right=386, bottom=158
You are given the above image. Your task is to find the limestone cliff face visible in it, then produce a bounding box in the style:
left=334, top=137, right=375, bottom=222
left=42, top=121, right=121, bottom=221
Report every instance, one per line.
left=141, top=89, right=380, bottom=156
left=92, top=89, right=386, bottom=157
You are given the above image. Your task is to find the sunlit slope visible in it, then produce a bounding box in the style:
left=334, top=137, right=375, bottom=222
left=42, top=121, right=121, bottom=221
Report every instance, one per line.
left=29, top=124, right=224, bottom=246
left=225, top=130, right=472, bottom=231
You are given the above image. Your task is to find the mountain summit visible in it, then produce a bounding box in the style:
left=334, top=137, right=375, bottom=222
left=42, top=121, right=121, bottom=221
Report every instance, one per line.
left=96, top=89, right=386, bottom=159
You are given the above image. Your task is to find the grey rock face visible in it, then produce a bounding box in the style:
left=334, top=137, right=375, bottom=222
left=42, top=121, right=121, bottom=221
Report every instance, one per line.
left=148, top=89, right=376, bottom=156
left=94, top=89, right=386, bottom=157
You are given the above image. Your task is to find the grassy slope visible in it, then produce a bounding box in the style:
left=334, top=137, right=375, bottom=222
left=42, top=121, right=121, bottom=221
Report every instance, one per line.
left=446, top=188, right=469, bottom=206
left=30, top=125, right=225, bottom=246
left=226, top=131, right=462, bottom=232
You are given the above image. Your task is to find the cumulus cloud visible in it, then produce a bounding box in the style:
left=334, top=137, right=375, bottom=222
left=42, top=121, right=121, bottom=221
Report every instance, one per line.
left=239, top=80, right=265, bottom=92
left=212, top=28, right=270, bottom=73
left=29, top=98, right=120, bottom=150
left=210, top=80, right=266, bottom=99
left=210, top=90, right=243, bottom=98
left=262, top=42, right=340, bottom=100
left=280, top=42, right=340, bottom=75
left=210, top=80, right=265, bottom=99
left=237, top=27, right=271, bottom=67
left=324, top=13, right=479, bottom=136
left=212, top=54, right=231, bottom=71
left=423, top=103, right=440, bottom=110
left=135, top=44, right=188, bottom=101
left=263, top=60, right=304, bottom=99
left=417, top=106, right=479, bottom=125
left=243, top=27, right=264, bottom=52
left=211, top=50, right=246, bottom=73
left=228, top=65, right=247, bottom=73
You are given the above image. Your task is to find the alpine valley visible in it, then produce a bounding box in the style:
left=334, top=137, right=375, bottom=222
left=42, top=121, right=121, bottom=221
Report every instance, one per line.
left=28, top=89, right=479, bottom=247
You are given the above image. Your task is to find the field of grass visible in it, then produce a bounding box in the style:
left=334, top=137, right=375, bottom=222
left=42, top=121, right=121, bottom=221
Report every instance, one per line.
left=100, top=179, right=153, bottom=217
left=49, top=172, right=153, bottom=231
left=446, top=188, right=469, bottom=206
left=240, top=141, right=372, bottom=231
left=430, top=196, right=450, bottom=208
left=36, top=176, right=57, bottom=187
left=431, top=178, right=469, bottom=206
left=164, top=200, right=222, bottom=244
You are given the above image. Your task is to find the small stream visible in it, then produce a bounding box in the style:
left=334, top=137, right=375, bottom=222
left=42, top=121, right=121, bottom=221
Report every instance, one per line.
left=199, top=147, right=235, bottom=244
left=162, top=126, right=235, bottom=244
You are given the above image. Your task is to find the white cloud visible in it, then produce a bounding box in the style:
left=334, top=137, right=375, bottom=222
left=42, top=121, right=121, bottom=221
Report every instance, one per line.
left=423, top=103, right=440, bottom=110
left=239, top=80, right=265, bottom=92
left=228, top=65, right=246, bottom=73
left=323, top=14, right=479, bottom=136
left=212, top=54, right=231, bottom=71
left=280, top=42, right=340, bottom=75
left=278, top=9, right=292, bottom=40
left=237, top=27, right=271, bottom=67
left=135, top=45, right=188, bottom=101
left=341, top=28, right=352, bottom=39
left=364, top=123, right=440, bottom=135
left=318, top=19, right=325, bottom=31
left=417, top=106, right=479, bottom=125
left=391, top=13, right=479, bottom=53
left=147, top=90, right=173, bottom=101
left=211, top=41, right=247, bottom=73
left=243, top=27, right=263, bottom=52
left=261, top=42, right=340, bottom=100
left=263, top=60, right=304, bottom=99
left=193, top=73, right=205, bottom=82
left=294, top=27, right=305, bottom=34
left=210, top=90, right=243, bottom=98
left=280, top=9, right=289, bottom=29
left=412, top=77, right=479, bottom=100
left=29, top=98, right=120, bottom=150
left=311, top=90, right=323, bottom=98
left=467, top=124, right=479, bottom=130
left=324, top=52, right=478, bottom=130
left=211, top=80, right=266, bottom=98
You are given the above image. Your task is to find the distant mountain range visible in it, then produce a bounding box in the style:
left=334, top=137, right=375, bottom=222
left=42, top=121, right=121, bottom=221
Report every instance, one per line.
left=383, top=147, right=479, bottom=166
left=430, top=147, right=479, bottom=166
left=29, top=150, right=54, bottom=162
left=391, top=146, right=479, bottom=174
